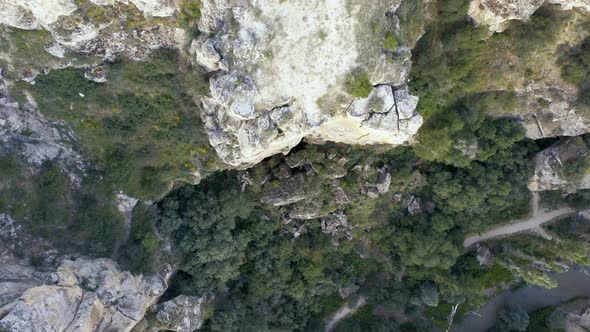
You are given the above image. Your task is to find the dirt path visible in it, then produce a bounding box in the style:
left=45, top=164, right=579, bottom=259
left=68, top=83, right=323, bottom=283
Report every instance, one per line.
left=463, top=204, right=576, bottom=248
left=324, top=296, right=366, bottom=332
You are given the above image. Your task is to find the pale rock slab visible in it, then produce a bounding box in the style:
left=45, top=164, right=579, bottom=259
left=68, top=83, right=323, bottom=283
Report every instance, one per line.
left=0, top=285, right=83, bottom=332
left=528, top=137, right=590, bottom=193
left=196, top=0, right=424, bottom=167
left=468, top=0, right=590, bottom=32
left=145, top=295, right=207, bottom=332
left=0, top=258, right=170, bottom=332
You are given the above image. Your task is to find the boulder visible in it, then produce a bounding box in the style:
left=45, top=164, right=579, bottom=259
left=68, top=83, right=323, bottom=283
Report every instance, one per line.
left=331, top=182, right=351, bottom=205
left=0, top=285, right=83, bottom=332
left=289, top=201, right=323, bottom=220
left=528, top=137, right=590, bottom=193
left=375, top=169, right=392, bottom=195
left=145, top=295, right=207, bottom=332
left=321, top=212, right=349, bottom=236
left=261, top=174, right=307, bottom=206
left=407, top=195, right=422, bottom=215
left=0, top=258, right=169, bottom=332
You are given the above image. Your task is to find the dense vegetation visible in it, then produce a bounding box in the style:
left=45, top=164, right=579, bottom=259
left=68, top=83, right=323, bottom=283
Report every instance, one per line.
left=409, top=0, right=573, bottom=165
left=109, top=1, right=587, bottom=330
left=559, top=36, right=590, bottom=108
left=120, top=131, right=537, bottom=330
left=16, top=49, right=217, bottom=199
left=0, top=154, right=123, bottom=256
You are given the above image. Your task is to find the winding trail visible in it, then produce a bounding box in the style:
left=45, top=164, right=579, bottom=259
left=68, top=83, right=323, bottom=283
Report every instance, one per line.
left=324, top=296, right=366, bottom=332
left=464, top=193, right=577, bottom=248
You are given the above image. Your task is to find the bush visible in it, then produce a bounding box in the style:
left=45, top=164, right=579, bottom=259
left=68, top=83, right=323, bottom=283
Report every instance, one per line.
left=345, top=70, right=373, bottom=98
left=178, top=0, right=202, bottom=27
left=497, top=306, right=529, bottom=332
left=385, top=32, right=398, bottom=51
left=118, top=204, right=161, bottom=273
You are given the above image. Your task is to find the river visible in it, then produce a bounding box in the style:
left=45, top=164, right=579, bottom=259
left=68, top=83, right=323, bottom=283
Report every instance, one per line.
left=452, top=267, right=590, bottom=331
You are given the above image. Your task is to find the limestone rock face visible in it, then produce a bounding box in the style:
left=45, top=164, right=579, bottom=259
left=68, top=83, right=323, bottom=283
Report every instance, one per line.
left=0, top=257, right=169, bottom=332
left=559, top=298, right=590, bottom=331
left=0, top=75, right=86, bottom=182
left=261, top=174, right=307, bottom=206
left=468, top=0, right=590, bottom=32
left=195, top=0, right=424, bottom=167
left=528, top=137, right=590, bottom=193
left=0, top=285, right=83, bottom=332
left=519, top=82, right=590, bottom=139
left=144, top=295, right=207, bottom=332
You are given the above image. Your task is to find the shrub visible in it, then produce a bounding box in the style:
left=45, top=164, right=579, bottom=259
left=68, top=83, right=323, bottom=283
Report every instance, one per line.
left=345, top=70, right=373, bottom=98
left=118, top=204, right=162, bottom=273
left=497, top=306, right=529, bottom=332
left=178, top=0, right=202, bottom=27
left=385, top=32, right=399, bottom=51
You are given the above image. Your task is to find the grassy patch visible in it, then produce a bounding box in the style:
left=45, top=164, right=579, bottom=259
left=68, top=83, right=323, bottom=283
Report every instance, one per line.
left=0, top=27, right=60, bottom=79
left=558, top=36, right=590, bottom=107
left=19, top=49, right=218, bottom=199
left=385, top=32, right=399, bottom=51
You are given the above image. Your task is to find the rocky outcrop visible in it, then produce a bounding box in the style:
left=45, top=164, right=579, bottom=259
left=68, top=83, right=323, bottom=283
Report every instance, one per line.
left=558, top=298, right=590, bottom=331
left=468, top=0, right=590, bottom=32
left=0, top=211, right=162, bottom=332
left=467, top=4, right=590, bottom=140
left=1, top=285, right=83, bottom=332
left=321, top=211, right=353, bottom=245
left=195, top=0, right=424, bottom=167
left=0, top=0, right=187, bottom=79
left=261, top=174, right=307, bottom=206
left=365, top=167, right=392, bottom=198
left=528, top=137, right=590, bottom=193
left=143, top=295, right=207, bottom=332
left=0, top=75, right=85, bottom=179
left=0, top=257, right=170, bottom=332
left=519, top=82, right=590, bottom=139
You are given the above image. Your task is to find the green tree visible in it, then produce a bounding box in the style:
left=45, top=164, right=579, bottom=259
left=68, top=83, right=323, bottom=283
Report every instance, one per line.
left=497, top=306, right=530, bottom=332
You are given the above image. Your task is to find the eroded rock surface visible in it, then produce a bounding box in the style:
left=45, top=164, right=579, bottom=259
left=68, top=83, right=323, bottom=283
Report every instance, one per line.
left=0, top=257, right=169, bottom=332
left=528, top=137, right=590, bottom=193
left=0, top=75, right=85, bottom=180
left=0, top=0, right=186, bottom=79
left=143, top=295, right=207, bottom=332
left=195, top=0, right=424, bottom=166
left=0, top=209, right=189, bottom=332
left=469, top=0, right=590, bottom=32
left=519, top=82, right=590, bottom=139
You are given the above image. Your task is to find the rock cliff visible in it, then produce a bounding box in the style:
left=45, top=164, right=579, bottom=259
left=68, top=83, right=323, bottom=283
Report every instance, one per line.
left=194, top=0, right=425, bottom=167
left=468, top=0, right=590, bottom=32
left=0, top=211, right=205, bottom=332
